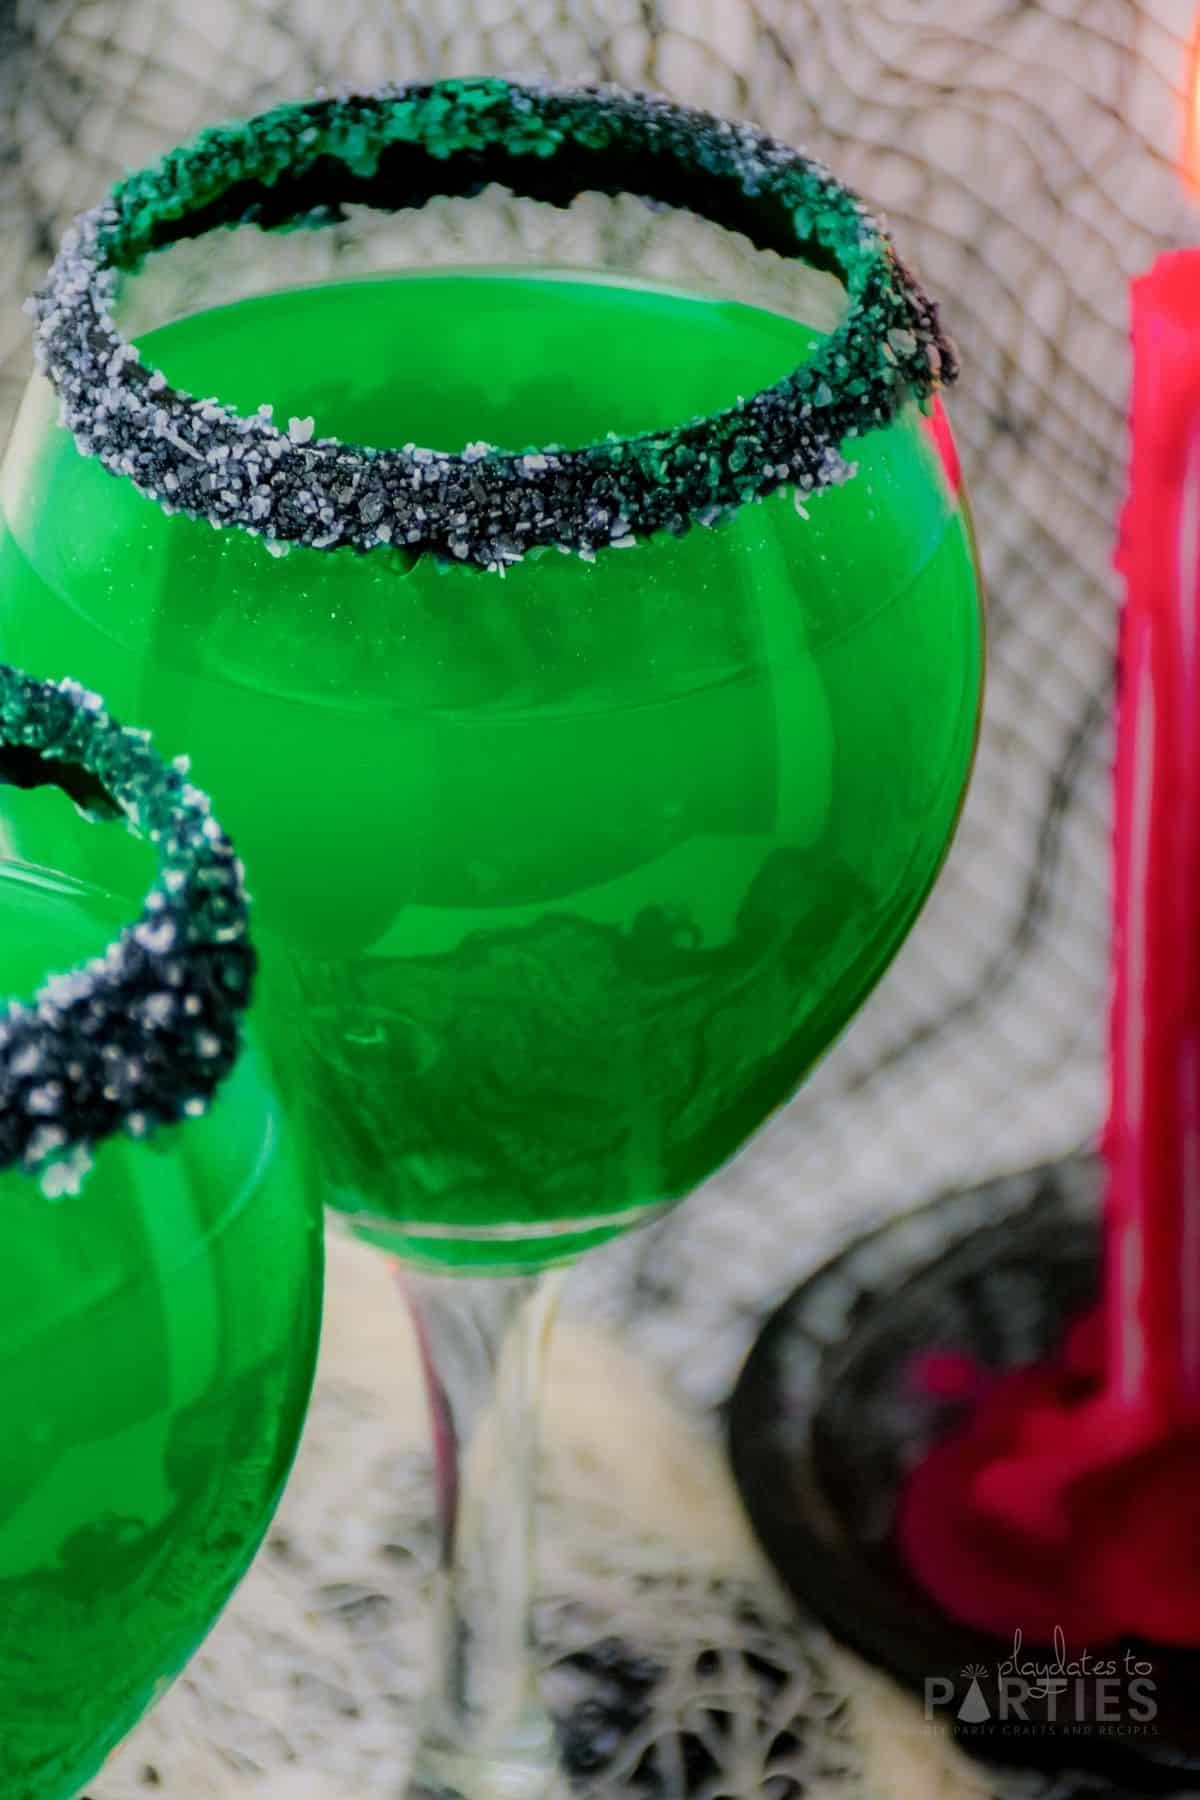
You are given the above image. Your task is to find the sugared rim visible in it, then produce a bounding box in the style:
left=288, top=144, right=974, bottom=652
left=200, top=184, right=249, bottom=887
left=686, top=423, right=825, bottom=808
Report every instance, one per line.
left=31, top=77, right=957, bottom=572
left=0, top=665, right=253, bottom=1192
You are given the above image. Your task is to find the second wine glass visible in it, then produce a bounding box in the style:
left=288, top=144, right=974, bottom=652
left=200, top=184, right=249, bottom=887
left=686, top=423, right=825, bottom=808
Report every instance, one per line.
left=0, top=667, right=322, bottom=1799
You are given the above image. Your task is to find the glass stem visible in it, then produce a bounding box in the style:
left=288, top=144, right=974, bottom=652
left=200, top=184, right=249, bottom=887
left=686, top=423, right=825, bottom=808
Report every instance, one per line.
left=402, top=1266, right=566, bottom=1800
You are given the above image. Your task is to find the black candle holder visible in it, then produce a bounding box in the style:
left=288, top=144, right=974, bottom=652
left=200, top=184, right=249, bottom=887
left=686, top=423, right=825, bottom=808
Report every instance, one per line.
left=728, top=1158, right=1200, bottom=1792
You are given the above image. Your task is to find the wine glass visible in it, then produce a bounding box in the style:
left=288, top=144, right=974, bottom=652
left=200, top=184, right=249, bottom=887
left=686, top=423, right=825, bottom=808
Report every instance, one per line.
left=0, top=664, right=323, bottom=1800
left=0, top=80, right=983, bottom=1797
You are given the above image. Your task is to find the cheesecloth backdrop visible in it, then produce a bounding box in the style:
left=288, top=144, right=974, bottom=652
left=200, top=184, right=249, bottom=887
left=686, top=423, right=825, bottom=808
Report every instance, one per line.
left=0, top=4, right=1195, bottom=1797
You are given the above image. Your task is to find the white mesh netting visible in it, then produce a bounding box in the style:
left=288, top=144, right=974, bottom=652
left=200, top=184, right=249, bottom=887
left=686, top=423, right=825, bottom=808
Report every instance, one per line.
left=0, top=3, right=1196, bottom=1797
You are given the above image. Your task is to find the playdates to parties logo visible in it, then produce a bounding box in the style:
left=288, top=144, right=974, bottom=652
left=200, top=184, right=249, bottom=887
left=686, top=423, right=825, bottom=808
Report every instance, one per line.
left=924, top=1631, right=1159, bottom=1740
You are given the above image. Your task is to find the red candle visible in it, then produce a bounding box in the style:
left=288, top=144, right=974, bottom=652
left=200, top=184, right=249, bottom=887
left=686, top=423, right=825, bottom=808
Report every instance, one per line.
left=1107, top=252, right=1200, bottom=1420
left=896, top=252, right=1200, bottom=1648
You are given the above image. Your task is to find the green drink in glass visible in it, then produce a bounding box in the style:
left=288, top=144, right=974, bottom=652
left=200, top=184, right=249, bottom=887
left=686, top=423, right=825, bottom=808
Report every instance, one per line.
left=0, top=82, right=983, bottom=1797
left=0, top=669, right=322, bottom=1800
left=1, top=274, right=978, bottom=1270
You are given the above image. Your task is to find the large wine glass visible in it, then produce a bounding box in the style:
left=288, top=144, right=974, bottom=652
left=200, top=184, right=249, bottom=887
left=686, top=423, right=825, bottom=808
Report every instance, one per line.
left=0, top=80, right=983, bottom=1797
left=0, top=665, right=323, bottom=1800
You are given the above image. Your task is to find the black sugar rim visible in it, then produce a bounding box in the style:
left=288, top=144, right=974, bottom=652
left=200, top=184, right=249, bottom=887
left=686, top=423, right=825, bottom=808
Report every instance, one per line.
left=0, top=665, right=253, bottom=1188
left=31, top=78, right=957, bottom=571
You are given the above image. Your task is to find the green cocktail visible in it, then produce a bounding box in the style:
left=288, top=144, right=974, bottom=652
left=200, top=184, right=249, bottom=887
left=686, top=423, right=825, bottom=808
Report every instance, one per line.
left=0, top=267, right=980, bottom=1269
left=0, top=674, right=322, bottom=1800
left=2, top=81, right=983, bottom=1798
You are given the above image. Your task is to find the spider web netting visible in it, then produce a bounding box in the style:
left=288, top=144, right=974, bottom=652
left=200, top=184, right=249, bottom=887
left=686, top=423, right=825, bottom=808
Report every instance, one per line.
left=0, top=4, right=1195, bottom=1798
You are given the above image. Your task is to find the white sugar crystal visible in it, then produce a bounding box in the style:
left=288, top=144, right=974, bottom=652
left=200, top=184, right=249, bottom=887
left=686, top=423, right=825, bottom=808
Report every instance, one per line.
left=27, top=1125, right=66, bottom=1162
left=166, top=428, right=204, bottom=462
left=11, top=1042, right=42, bottom=1078
left=42, top=969, right=90, bottom=1008
left=40, top=1145, right=92, bottom=1199
left=136, top=918, right=178, bottom=954
left=27, top=1082, right=64, bottom=1116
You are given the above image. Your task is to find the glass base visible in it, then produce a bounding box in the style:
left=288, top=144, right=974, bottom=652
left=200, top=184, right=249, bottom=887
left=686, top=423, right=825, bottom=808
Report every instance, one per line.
left=728, top=1157, right=1200, bottom=1790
